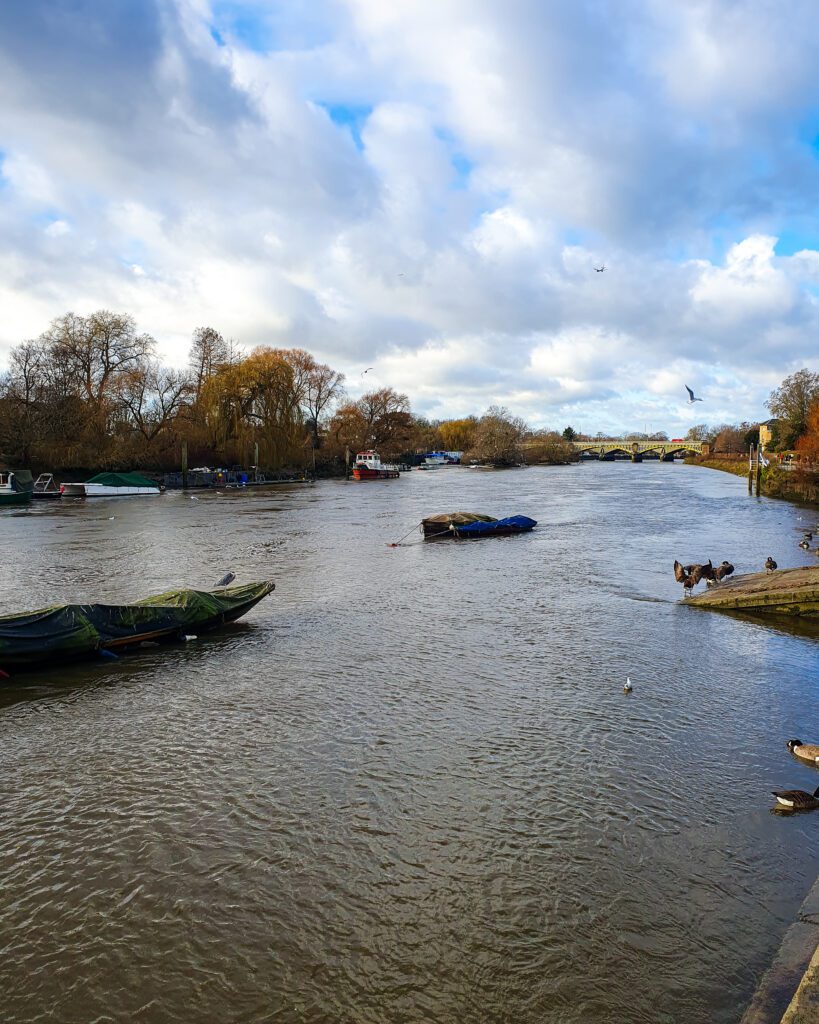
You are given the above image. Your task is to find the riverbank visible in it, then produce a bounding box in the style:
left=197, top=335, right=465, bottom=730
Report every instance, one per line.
left=741, top=875, right=819, bottom=1023
left=685, top=457, right=819, bottom=504
left=686, top=566, right=819, bottom=618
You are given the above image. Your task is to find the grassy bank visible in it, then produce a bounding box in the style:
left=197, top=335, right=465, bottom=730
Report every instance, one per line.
left=686, top=457, right=819, bottom=505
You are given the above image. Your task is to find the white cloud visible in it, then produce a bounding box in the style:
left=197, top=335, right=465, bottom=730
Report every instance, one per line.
left=0, top=0, right=818, bottom=436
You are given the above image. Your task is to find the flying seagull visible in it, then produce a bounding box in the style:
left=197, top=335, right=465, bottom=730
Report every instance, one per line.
left=685, top=385, right=703, bottom=404
left=594, top=265, right=606, bottom=273
left=361, top=367, right=373, bottom=377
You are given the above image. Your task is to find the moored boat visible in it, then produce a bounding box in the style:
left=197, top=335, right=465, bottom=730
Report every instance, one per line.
left=422, top=511, right=537, bottom=539
left=32, top=473, right=62, bottom=500
left=0, top=580, right=275, bottom=673
left=0, top=470, right=34, bottom=507
left=61, top=471, right=161, bottom=497
left=352, top=451, right=400, bottom=480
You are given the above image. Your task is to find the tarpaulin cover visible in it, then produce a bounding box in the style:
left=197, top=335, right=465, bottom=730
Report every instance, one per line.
left=455, top=515, right=537, bottom=536
left=86, top=471, right=159, bottom=488
left=10, top=470, right=33, bottom=492
left=0, top=582, right=275, bottom=669
left=422, top=512, right=497, bottom=526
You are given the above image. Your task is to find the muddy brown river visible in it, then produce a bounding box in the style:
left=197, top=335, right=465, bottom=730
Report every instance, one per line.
left=0, top=462, right=817, bottom=1023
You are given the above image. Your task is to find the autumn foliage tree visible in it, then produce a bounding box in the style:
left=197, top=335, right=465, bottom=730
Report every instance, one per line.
left=328, top=387, right=414, bottom=460
left=464, top=406, right=527, bottom=465
left=767, top=368, right=819, bottom=449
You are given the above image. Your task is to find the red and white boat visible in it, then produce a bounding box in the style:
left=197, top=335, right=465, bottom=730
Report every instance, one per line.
left=352, top=451, right=401, bottom=480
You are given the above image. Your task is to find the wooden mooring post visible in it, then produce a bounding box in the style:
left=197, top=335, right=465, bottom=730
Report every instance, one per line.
left=748, top=445, right=763, bottom=496
left=181, top=440, right=189, bottom=490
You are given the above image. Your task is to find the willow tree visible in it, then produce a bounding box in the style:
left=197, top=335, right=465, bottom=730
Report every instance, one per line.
left=436, top=417, right=478, bottom=453
left=198, top=349, right=305, bottom=469
left=262, top=348, right=345, bottom=447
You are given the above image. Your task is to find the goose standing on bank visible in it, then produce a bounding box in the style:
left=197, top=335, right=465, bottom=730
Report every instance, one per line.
left=674, top=560, right=698, bottom=596
left=772, top=785, right=819, bottom=810
left=713, top=561, right=734, bottom=582
left=765, top=557, right=777, bottom=573
left=787, top=739, right=819, bottom=766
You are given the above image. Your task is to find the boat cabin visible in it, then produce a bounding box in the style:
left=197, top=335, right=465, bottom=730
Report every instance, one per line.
left=355, top=451, right=383, bottom=468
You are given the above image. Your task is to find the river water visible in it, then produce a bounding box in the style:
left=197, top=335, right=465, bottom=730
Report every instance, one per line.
left=0, top=462, right=817, bottom=1024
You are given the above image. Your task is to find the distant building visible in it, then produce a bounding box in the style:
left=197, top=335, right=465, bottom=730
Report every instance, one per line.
left=759, top=418, right=779, bottom=448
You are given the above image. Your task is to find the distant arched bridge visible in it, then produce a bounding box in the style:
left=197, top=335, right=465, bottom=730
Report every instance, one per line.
left=570, top=440, right=709, bottom=462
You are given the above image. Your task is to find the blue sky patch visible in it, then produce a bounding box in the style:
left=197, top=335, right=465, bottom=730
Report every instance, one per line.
left=318, top=103, right=372, bottom=149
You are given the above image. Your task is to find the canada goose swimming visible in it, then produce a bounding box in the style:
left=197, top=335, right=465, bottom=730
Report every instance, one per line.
left=799, top=539, right=810, bottom=550
left=803, top=531, right=813, bottom=541
left=623, top=677, right=633, bottom=693
left=765, top=557, right=777, bottom=573
left=771, top=785, right=819, bottom=810
left=787, top=739, right=819, bottom=766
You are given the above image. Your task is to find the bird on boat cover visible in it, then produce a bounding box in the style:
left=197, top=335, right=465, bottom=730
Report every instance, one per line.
left=685, top=385, right=703, bottom=404
left=772, top=785, right=819, bottom=810
left=765, top=556, right=777, bottom=573
left=787, top=739, right=819, bottom=767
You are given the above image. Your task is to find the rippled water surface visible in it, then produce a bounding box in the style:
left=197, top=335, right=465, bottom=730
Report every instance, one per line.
left=1, top=463, right=818, bottom=1023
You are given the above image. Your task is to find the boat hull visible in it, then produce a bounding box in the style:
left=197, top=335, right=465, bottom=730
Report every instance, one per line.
left=0, top=581, right=275, bottom=673
left=61, top=483, right=160, bottom=497
left=0, top=492, right=32, bottom=507
left=352, top=467, right=400, bottom=480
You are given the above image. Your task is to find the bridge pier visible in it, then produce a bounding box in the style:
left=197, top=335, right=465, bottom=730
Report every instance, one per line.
left=631, top=453, right=642, bottom=462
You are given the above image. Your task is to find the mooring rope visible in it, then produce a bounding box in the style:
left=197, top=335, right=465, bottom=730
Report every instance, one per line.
left=387, top=522, right=423, bottom=547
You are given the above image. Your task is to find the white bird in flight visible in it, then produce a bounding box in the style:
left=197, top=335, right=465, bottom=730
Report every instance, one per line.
left=685, top=385, right=703, bottom=404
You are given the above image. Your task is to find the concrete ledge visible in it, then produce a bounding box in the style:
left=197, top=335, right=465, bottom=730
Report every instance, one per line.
left=741, top=881, right=819, bottom=1023
left=686, top=567, right=819, bottom=618
left=781, top=942, right=819, bottom=1022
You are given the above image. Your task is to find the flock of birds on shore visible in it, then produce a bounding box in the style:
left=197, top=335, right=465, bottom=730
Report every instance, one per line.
left=672, top=558, right=735, bottom=596
left=672, top=523, right=819, bottom=597
left=665, top=526, right=819, bottom=811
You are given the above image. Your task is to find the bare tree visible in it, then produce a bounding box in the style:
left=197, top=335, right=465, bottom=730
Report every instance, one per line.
left=118, top=362, right=193, bottom=444
left=190, top=327, right=231, bottom=397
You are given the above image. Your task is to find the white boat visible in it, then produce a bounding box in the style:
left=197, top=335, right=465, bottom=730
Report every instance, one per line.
left=422, top=450, right=462, bottom=465
left=60, top=471, right=161, bottom=497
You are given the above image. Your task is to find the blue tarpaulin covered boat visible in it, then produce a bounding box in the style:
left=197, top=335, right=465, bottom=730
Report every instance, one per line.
left=422, top=512, right=537, bottom=539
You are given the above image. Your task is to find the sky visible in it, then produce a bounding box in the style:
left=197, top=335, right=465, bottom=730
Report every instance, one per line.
left=2, top=0, right=819, bottom=435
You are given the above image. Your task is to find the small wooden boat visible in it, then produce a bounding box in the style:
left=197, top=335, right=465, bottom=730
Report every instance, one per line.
left=32, top=473, right=62, bottom=500
left=422, top=512, right=537, bottom=539
left=0, top=470, right=33, bottom=507
left=0, top=580, right=275, bottom=674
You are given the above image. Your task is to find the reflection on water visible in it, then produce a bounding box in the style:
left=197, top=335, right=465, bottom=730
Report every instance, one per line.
left=0, top=464, right=818, bottom=1023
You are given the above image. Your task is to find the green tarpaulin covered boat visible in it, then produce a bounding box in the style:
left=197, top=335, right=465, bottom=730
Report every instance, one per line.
left=0, top=581, right=275, bottom=673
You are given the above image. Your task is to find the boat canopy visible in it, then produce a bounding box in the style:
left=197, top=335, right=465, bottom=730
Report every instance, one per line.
left=86, top=471, right=158, bottom=488
left=8, top=470, right=33, bottom=492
